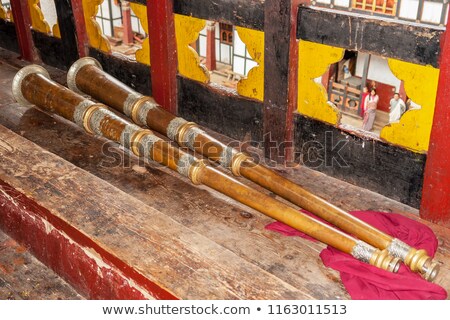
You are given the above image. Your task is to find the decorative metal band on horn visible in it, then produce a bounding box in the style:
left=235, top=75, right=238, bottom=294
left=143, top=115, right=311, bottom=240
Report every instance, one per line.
left=387, top=239, right=411, bottom=261
left=136, top=134, right=162, bottom=158
left=12, top=65, right=50, bottom=105
left=176, top=154, right=207, bottom=185
left=123, top=92, right=144, bottom=117
left=352, top=241, right=400, bottom=272
left=387, top=238, right=440, bottom=281
left=82, top=104, right=108, bottom=134
left=351, top=241, right=375, bottom=263
left=180, top=126, right=205, bottom=150
left=177, top=153, right=196, bottom=179
left=166, top=117, right=188, bottom=141
left=134, top=99, right=158, bottom=126
left=67, top=57, right=103, bottom=94
left=219, top=146, right=238, bottom=168
left=120, top=123, right=143, bottom=151
left=218, top=147, right=251, bottom=176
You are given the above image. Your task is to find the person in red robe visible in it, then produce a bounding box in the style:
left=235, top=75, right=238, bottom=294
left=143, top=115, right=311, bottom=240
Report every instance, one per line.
left=359, top=86, right=369, bottom=118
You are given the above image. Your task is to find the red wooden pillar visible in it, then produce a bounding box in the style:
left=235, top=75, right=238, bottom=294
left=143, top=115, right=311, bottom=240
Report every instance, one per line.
left=121, top=1, right=134, bottom=45
left=205, top=21, right=216, bottom=71
left=420, top=12, right=450, bottom=227
left=70, top=0, right=89, bottom=57
left=147, top=0, right=178, bottom=114
left=10, top=0, right=38, bottom=62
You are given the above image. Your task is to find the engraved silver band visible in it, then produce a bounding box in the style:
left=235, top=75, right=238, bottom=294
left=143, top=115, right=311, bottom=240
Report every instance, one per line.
left=135, top=100, right=158, bottom=126
left=219, top=146, right=238, bottom=168
left=123, top=92, right=143, bottom=117
left=67, top=57, right=103, bottom=94
left=387, top=238, right=411, bottom=261
left=138, top=134, right=162, bottom=158
left=177, top=153, right=196, bottom=178
left=12, top=65, right=50, bottom=106
left=351, top=241, right=376, bottom=263
left=120, top=123, right=142, bottom=150
left=89, top=108, right=109, bottom=136
left=73, top=100, right=96, bottom=127
left=183, top=126, right=205, bottom=150
left=166, top=117, right=188, bottom=141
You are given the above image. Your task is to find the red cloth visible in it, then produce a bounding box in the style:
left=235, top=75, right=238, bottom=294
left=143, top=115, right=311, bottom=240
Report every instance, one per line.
left=265, top=210, right=447, bottom=300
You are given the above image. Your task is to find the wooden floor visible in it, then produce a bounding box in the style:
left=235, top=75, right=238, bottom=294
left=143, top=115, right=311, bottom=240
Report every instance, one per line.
left=0, top=48, right=449, bottom=299
left=0, top=230, right=83, bottom=300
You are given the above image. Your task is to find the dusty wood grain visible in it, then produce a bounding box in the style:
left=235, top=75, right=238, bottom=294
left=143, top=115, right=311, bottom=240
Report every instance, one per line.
left=0, top=230, right=83, bottom=300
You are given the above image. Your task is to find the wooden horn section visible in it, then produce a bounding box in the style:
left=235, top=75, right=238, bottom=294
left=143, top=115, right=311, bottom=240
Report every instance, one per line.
left=11, top=65, right=404, bottom=274
left=66, top=59, right=445, bottom=279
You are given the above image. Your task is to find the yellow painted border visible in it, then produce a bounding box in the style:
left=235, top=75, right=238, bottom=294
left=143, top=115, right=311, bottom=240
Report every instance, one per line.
left=129, top=2, right=150, bottom=66
left=380, top=59, right=440, bottom=152
left=0, top=3, right=6, bottom=20
left=235, top=27, right=264, bottom=101
left=297, top=40, right=344, bottom=125
left=82, top=0, right=111, bottom=53
left=174, top=14, right=209, bottom=83
left=28, top=0, right=50, bottom=34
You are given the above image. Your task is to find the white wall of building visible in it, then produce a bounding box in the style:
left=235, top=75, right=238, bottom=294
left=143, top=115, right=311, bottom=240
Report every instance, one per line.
left=314, top=0, right=447, bottom=25
left=39, top=0, right=58, bottom=30
left=355, top=53, right=401, bottom=91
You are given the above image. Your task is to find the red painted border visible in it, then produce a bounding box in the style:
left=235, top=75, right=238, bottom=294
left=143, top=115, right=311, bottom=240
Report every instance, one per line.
left=0, top=179, right=178, bottom=300
left=284, top=0, right=303, bottom=162
left=70, top=0, right=89, bottom=57
left=147, top=0, right=178, bottom=114
left=10, top=0, right=37, bottom=62
left=420, top=9, right=450, bottom=227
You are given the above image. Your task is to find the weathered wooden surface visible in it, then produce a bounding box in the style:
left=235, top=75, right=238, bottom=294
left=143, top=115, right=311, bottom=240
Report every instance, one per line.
left=0, top=230, right=83, bottom=300
left=263, top=0, right=297, bottom=161
left=174, top=0, right=265, bottom=31
left=0, top=54, right=449, bottom=298
left=0, top=57, right=345, bottom=299
left=297, top=6, right=443, bottom=67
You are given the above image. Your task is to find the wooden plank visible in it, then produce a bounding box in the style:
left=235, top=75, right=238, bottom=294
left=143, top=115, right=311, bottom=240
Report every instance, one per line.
left=263, top=0, right=298, bottom=162
left=10, top=0, right=38, bottom=62
left=0, top=230, right=83, bottom=300
left=54, top=0, right=80, bottom=67
left=0, top=125, right=311, bottom=299
left=420, top=18, right=450, bottom=227
left=147, top=0, right=178, bottom=114
left=0, top=60, right=349, bottom=299
left=173, top=0, right=265, bottom=31
left=297, top=6, right=443, bottom=68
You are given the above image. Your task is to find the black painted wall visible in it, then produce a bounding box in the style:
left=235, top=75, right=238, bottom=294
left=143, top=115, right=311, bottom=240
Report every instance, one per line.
left=178, top=76, right=263, bottom=144
left=293, top=113, right=425, bottom=208
left=0, top=20, right=19, bottom=53
left=297, top=6, right=443, bottom=67
left=32, top=31, right=67, bottom=70
left=89, top=48, right=152, bottom=96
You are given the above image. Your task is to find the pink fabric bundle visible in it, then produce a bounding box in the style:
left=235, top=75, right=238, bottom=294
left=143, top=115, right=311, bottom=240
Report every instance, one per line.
left=265, top=210, right=447, bottom=299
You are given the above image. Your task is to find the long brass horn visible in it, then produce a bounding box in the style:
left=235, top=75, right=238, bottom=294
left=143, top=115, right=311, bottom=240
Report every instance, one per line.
left=67, top=58, right=440, bottom=281
left=12, top=64, right=403, bottom=273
